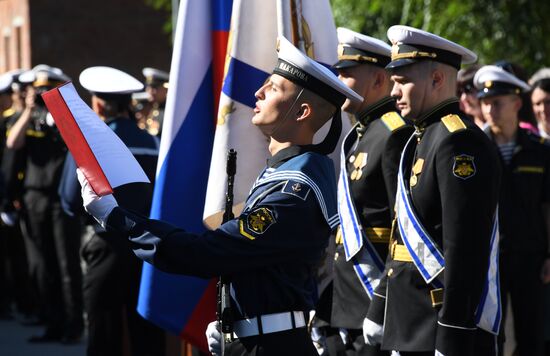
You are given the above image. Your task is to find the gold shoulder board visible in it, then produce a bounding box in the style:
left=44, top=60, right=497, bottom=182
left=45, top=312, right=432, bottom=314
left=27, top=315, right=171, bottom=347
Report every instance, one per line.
left=381, top=111, right=405, bottom=132
left=2, top=108, right=15, bottom=118
left=441, top=114, right=466, bottom=133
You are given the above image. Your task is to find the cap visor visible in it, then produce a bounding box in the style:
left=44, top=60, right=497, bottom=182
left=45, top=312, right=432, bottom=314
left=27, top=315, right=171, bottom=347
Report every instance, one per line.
left=385, top=58, right=418, bottom=70
left=333, top=60, right=361, bottom=69
left=476, top=88, right=519, bottom=99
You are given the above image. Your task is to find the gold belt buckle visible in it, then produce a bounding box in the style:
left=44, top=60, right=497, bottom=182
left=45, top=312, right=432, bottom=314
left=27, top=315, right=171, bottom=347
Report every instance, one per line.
left=430, top=288, right=444, bottom=307
left=389, top=240, right=397, bottom=258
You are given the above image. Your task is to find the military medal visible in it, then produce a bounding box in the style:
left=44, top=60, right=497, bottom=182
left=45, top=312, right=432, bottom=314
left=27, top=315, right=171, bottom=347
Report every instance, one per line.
left=350, top=152, right=368, bottom=180
left=410, top=158, right=424, bottom=187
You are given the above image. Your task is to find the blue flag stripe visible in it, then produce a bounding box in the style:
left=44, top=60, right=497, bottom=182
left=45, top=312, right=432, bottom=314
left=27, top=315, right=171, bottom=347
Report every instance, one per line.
left=138, top=65, right=215, bottom=331
left=222, top=56, right=269, bottom=108
left=150, top=66, right=215, bottom=229
left=212, top=0, right=233, bottom=31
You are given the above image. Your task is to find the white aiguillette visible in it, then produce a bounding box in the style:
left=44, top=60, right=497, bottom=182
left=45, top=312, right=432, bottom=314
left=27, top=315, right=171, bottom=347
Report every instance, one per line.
left=41, top=82, right=150, bottom=196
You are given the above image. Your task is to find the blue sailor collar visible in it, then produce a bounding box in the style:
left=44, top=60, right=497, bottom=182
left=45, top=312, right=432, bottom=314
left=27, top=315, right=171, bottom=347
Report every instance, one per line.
left=257, top=151, right=339, bottom=229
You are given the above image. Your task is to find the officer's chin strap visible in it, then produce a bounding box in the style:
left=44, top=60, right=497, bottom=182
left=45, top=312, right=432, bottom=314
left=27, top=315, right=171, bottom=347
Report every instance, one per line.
left=309, top=108, right=342, bottom=155
left=268, top=88, right=305, bottom=138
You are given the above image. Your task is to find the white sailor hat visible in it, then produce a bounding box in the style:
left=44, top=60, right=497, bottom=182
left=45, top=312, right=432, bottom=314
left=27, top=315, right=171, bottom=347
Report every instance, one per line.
left=529, top=68, right=550, bottom=86
left=142, top=67, right=169, bottom=87
left=5, top=69, right=25, bottom=84
left=0, top=73, right=13, bottom=94
left=474, top=65, right=530, bottom=99
left=386, top=25, right=477, bottom=70
left=274, top=36, right=363, bottom=107
left=80, top=66, right=144, bottom=100
left=18, top=64, right=70, bottom=88
left=334, top=27, right=391, bottom=69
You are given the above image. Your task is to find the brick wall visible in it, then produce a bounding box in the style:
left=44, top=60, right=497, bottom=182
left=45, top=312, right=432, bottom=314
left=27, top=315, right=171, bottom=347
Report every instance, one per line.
left=0, top=0, right=31, bottom=72
left=1, top=0, right=172, bottom=95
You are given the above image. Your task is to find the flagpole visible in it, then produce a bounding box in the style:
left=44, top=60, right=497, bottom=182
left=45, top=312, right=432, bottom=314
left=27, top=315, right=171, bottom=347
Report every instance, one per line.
left=293, top=0, right=306, bottom=52
left=171, top=0, right=179, bottom=43
left=276, top=0, right=291, bottom=39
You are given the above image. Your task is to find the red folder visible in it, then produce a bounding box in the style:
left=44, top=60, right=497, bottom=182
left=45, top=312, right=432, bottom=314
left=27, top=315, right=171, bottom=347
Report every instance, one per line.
left=42, top=82, right=113, bottom=195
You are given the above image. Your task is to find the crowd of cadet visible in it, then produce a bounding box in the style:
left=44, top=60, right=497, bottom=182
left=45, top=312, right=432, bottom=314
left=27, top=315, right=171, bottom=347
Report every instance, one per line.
left=0, top=65, right=168, bottom=356
left=1, top=23, right=550, bottom=356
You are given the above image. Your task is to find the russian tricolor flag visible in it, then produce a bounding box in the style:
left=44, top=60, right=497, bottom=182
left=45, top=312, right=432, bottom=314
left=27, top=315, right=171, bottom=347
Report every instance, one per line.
left=137, top=0, right=232, bottom=351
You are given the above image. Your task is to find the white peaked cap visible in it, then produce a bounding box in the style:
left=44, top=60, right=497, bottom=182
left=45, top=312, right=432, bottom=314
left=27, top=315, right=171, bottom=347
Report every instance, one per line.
left=80, top=66, right=144, bottom=94
left=386, top=25, right=477, bottom=69
left=337, top=27, right=391, bottom=57
left=473, top=65, right=530, bottom=98
left=142, top=67, right=169, bottom=82
left=0, top=74, right=12, bottom=93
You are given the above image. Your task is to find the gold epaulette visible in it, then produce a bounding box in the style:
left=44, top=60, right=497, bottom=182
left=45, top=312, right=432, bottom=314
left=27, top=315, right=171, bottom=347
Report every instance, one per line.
left=381, top=111, right=406, bottom=132
left=2, top=108, right=15, bottom=118
left=441, top=114, right=466, bottom=133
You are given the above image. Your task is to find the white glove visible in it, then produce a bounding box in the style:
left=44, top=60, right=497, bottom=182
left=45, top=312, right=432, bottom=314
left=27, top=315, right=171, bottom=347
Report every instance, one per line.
left=363, top=317, right=383, bottom=346
left=435, top=350, right=445, bottom=356
left=205, top=320, right=222, bottom=356
left=77, top=168, right=118, bottom=228
left=0, top=211, right=17, bottom=226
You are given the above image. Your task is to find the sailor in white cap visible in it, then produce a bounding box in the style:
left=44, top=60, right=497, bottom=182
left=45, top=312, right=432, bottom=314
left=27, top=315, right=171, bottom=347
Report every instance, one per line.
left=142, top=67, right=169, bottom=136
left=316, top=27, right=412, bottom=356
left=4, top=63, right=86, bottom=344
left=530, top=69, right=550, bottom=138
left=475, top=64, right=550, bottom=356
left=364, top=26, right=502, bottom=356
left=77, top=38, right=362, bottom=356
left=58, top=65, right=164, bottom=355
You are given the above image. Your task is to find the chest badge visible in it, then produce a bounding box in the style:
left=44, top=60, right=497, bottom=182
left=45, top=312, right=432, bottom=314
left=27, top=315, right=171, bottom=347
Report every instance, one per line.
left=350, top=152, right=368, bottom=181
left=453, top=154, right=476, bottom=179
left=410, top=158, right=424, bottom=187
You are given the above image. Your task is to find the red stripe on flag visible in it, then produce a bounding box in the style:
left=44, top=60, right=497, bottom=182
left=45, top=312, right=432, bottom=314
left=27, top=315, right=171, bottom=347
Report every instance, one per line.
left=180, top=279, right=218, bottom=353
left=212, top=30, right=230, bottom=123
left=41, top=84, right=113, bottom=196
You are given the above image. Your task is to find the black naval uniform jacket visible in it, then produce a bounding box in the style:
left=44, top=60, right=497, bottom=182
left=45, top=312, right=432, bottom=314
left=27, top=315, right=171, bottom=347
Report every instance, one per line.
left=487, top=127, right=550, bottom=256
left=331, top=98, right=413, bottom=329
left=23, top=106, right=67, bottom=194
left=373, top=99, right=501, bottom=355
left=105, top=146, right=336, bottom=324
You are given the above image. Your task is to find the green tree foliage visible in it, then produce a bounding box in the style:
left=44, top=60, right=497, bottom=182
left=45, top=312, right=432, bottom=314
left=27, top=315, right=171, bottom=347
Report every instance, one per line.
left=331, top=0, right=550, bottom=75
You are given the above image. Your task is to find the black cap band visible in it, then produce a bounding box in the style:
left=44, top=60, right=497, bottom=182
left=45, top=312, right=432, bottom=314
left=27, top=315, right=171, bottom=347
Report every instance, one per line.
left=273, top=59, right=346, bottom=107
left=477, top=81, right=522, bottom=99
left=93, top=92, right=132, bottom=108
left=334, top=45, right=390, bottom=69
left=388, top=43, right=462, bottom=70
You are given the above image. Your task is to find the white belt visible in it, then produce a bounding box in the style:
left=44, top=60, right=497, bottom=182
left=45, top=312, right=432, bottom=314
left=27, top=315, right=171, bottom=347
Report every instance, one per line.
left=232, top=311, right=306, bottom=339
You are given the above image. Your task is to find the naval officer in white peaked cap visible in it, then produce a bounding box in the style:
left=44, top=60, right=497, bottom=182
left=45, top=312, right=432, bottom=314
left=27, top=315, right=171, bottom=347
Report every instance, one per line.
left=363, top=25, right=502, bottom=356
